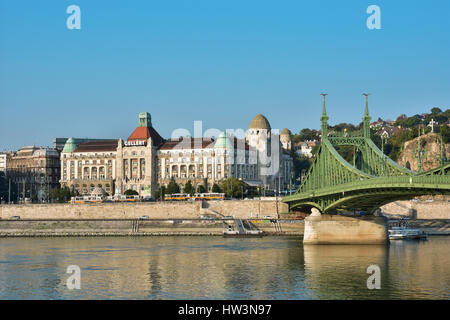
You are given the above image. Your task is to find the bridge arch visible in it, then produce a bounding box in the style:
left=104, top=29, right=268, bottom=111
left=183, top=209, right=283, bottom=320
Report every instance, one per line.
left=283, top=95, right=450, bottom=214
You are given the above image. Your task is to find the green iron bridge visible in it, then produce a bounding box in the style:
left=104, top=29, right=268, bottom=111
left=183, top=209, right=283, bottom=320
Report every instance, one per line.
left=283, top=94, right=450, bottom=214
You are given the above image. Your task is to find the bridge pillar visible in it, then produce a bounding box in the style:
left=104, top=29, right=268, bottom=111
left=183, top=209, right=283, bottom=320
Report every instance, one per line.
left=303, top=214, right=388, bottom=244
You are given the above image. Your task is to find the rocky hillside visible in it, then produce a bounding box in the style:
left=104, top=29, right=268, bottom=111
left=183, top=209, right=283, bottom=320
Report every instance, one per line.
left=397, top=133, right=450, bottom=172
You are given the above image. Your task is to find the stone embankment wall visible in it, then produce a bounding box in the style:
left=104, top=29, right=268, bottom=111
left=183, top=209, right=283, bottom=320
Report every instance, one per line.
left=379, top=199, right=450, bottom=219
left=0, top=219, right=304, bottom=237
left=0, top=200, right=289, bottom=220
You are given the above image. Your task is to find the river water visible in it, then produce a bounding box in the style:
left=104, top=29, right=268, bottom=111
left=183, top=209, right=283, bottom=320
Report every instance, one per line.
left=0, top=236, right=448, bottom=300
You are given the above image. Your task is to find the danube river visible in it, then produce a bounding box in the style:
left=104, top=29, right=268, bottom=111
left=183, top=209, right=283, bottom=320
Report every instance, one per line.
left=0, top=236, right=448, bottom=299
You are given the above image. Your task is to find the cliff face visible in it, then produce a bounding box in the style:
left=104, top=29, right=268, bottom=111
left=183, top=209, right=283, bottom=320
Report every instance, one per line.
left=398, top=133, right=450, bottom=172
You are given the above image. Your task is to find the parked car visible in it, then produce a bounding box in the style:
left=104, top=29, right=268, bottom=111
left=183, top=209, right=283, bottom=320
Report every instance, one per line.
left=222, top=216, right=234, bottom=220
left=10, top=216, right=21, bottom=220
left=263, top=215, right=274, bottom=219
left=139, top=216, right=149, bottom=220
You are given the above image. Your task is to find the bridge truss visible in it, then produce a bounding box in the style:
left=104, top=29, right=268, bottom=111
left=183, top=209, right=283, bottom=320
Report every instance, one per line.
left=283, top=95, right=450, bottom=214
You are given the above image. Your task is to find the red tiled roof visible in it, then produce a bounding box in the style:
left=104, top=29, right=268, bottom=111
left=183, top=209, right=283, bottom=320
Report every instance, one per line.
left=127, top=127, right=165, bottom=147
left=74, top=140, right=118, bottom=153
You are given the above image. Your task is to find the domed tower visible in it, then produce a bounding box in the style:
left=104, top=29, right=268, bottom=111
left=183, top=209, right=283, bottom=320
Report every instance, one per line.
left=246, top=114, right=271, bottom=154
left=280, top=128, right=292, bottom=151
left=246, top=114, right=272, bottom=187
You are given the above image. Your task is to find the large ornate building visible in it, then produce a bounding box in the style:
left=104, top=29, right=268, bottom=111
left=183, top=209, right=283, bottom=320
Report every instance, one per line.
left=6, top=146, right=60, bottom=200
left=157, top=132, right=259, bottom=192
left=60, top=112, right=293, bottom=197
left=60, top=139, right=118, bottom=195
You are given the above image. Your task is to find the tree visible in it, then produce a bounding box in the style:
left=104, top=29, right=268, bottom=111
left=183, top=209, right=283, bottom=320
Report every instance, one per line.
left=431, top=107, right=443, bottom=115
left=124, top=189, right=139, bottom=196
left=183, top=180, right=195, bottom=195
left=155, top=185, right=166, bottom=200
left=293, top=155, right=311, bottom=179
left=211, top=183, right=222, bottom=193
left=440, top=125, right=450, bottom=143
left=196, top=185, right=206, bottom=193
left=220, top=178, right=244, bottom=198
left=49, top=186, right=72, bottom=203
left=166, top=178, right=180, bottom=194
left=400, top=116, right=422, bottom=128
left=0, top=172, right=18, bottom=203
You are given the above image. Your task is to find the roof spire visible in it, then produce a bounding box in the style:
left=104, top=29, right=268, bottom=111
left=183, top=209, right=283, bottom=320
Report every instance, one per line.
left=363, top=93, right=370, bottom=117
left=362, top=93, right=371, bottom=138
left=320, top=93, right=329, bottom=140
left=321, top=93, right=328, bottom=116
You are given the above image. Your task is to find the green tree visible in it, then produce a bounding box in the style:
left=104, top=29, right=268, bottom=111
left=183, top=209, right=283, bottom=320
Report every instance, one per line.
left=196, top=185, right=206, bottom=193
left=211, top=183, right=222, bottom=193
left=124, top=189, right=139, bottom=196
left=296, top=128, right=319, bottom=141
left=293, top=155, right=311, bottom=179
left=431, top=107, right=443, bottom=114
left=440, top=125, right=450, bottom=143
left=400, top=116, right=422, bottom=128
left=49, top=186, right=72, bottom=203
left=183, top=180, right=195, bottom=195
left=220, top=178, right=244, bottom=198
left=155, top=185, right=166, bottom=200
left=166, top=178, right=180, bottom=194
left=0, top=172, right=18, bottom=203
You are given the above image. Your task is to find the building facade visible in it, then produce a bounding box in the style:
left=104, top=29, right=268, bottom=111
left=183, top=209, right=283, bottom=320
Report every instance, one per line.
left=6, top=146, right=60, bottom=200
left=0, top=153, right=6, bottom=173
left=245, top=114, right=293, bottom=191
left=60, top=112, right=294, bottom=197
left=157, top=133, right=259, bottom=192
left=115, top=112, right=163, bottom=197
left=60, top=139, right=118, bottom=195
left=295, top=140, right=317, bottom=158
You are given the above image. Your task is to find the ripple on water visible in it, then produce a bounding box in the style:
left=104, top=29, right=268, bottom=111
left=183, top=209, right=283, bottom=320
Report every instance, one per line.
left=0, top=236, right=448, bottom=299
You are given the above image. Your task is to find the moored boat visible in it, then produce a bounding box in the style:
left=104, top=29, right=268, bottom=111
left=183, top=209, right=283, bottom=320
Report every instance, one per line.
left=389, top=226, right=427, bottom=240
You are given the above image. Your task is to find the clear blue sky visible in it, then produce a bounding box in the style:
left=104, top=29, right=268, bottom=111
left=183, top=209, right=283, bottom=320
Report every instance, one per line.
left=1, top=0, right=449, bottom=150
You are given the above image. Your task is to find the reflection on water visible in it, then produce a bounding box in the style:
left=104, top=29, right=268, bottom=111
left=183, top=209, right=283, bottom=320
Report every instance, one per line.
left=0, top=236, right=448, bottom=299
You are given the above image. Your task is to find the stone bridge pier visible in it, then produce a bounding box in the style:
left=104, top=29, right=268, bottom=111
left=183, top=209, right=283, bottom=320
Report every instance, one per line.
left=303, top=208, right=388, bottom=244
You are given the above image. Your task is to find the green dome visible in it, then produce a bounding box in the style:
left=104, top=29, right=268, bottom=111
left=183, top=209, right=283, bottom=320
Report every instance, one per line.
left=214, top=132, right=233, bottom=149
left=62, top=138, right=77, bottom=153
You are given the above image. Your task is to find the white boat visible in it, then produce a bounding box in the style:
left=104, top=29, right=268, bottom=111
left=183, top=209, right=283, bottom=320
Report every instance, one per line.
left=389, top=226, right=427, bottom=240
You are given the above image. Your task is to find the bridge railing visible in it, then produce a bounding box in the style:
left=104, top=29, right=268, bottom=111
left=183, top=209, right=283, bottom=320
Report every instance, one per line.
left=328, top=131, right=363, bottom=138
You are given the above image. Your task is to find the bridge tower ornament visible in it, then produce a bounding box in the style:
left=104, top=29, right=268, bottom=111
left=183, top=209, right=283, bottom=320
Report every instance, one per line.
left=362, top=93, right=371, bottom=138
left=320, top=93, right=329, bottom=140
